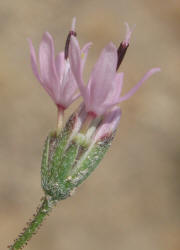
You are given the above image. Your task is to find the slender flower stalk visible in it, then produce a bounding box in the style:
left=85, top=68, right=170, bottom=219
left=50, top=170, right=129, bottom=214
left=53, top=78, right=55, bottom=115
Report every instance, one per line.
left=9, top=19, right=160, bottom=249
left=8, top=197, right=56, bottom=250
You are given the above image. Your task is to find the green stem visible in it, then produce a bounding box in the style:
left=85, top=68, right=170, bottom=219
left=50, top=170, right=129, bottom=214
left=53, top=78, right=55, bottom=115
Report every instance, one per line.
left=9, top=196, right=56, bottom=250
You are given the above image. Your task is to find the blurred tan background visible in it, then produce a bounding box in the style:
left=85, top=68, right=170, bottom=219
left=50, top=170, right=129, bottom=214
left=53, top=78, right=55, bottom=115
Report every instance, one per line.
left=0, top=0, right=180, bottom=249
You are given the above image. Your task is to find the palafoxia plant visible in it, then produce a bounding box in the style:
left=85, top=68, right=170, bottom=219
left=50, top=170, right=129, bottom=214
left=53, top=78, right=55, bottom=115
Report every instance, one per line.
left=8, top=18, right=160, bottom=249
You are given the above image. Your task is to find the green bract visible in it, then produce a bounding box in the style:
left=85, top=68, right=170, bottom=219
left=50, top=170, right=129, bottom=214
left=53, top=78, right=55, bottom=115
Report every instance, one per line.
left=41, top=112, right=113, bottom=201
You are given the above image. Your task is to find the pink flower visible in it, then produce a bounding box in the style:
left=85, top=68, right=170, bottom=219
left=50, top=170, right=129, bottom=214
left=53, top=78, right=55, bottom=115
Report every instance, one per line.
left=69, top=23, right=160, bottom=116
left=28, top=18, right=91, bottom=111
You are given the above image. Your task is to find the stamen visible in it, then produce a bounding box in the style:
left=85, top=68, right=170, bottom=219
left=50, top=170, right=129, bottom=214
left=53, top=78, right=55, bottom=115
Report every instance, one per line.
left=64, top=31, right=77, bottom=59
left=116, top=42, right=129, bottom=70
left=116, top=23, right=135, bottom=70
left=64, top=18, right=77, bottom=59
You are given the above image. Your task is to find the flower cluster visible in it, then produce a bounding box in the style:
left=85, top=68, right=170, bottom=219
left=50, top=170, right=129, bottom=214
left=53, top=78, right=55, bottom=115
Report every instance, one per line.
left=28, top=18, right=160, bottom=202
left=29, top=18, right=160, bottom=141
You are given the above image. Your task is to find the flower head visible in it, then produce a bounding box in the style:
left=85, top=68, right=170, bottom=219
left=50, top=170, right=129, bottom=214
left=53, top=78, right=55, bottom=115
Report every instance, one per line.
left=69, top=23, right=160, bottom=117
left=28, top=18, right=91, bottom=111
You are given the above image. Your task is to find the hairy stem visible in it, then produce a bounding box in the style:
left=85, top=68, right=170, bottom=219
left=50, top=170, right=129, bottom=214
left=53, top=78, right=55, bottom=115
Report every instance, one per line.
left=8, top=196, right=57, bottom=250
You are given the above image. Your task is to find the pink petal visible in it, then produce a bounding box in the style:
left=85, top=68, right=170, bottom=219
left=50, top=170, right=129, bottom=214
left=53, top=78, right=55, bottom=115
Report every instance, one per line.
left=60, top=66, right=79, bottom=107
left=69, top=36, right=86, bottom=96
left=81, top=42, right=92, bottom=70
left=118, top=68, right=161, bottom=102
left=88, top=42, right=118, bottom=103
left=93, top=106, right=121, bottom=143
left=71, top=92, right=81, bottom=102
left=55, top=52, right=65, bottom=80
left=39, top=32, right=58, bottom=85
left=88, top=73, right=124, bottom=116
left=27, top=38, right=41, bottom=82
left=86, top=102, right=111, bottom=116
left=106, top=72, right=124, bottom=103
left=28, top=38, right=55, bottom=101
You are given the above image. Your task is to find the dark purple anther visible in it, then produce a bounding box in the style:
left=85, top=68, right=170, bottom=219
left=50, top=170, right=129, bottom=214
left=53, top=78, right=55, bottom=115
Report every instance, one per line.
left=116, top=42, right=129, bottom=71
left=64, top=31, right=77, bottom=59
